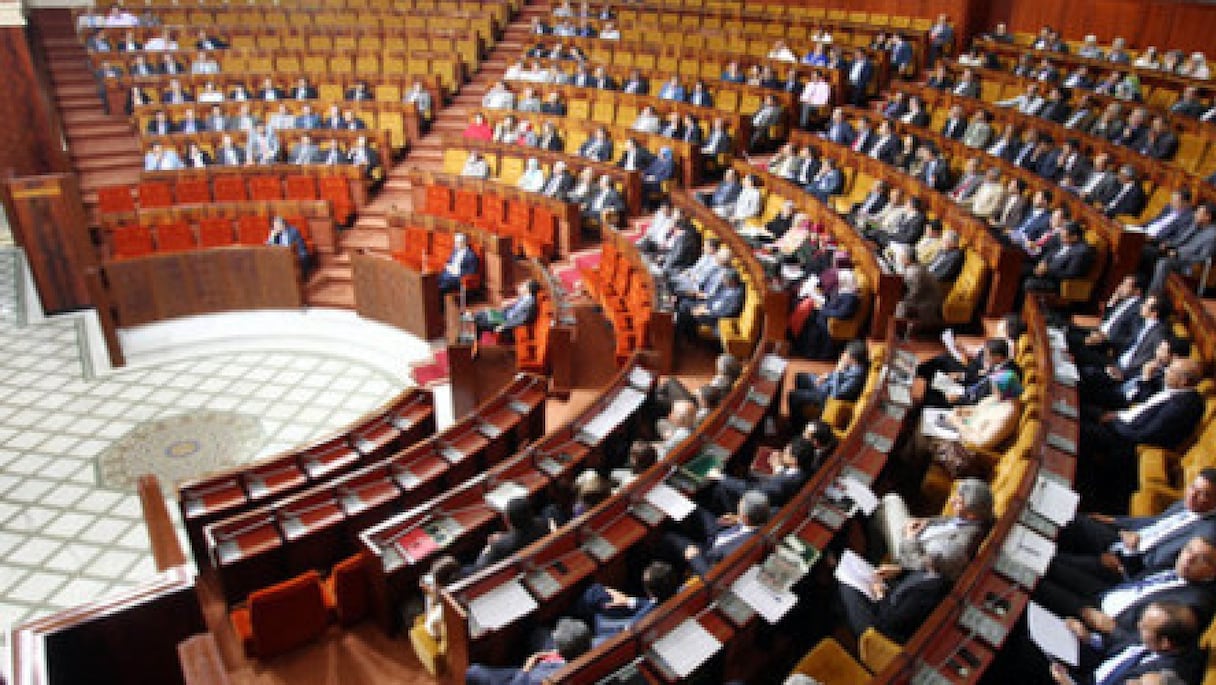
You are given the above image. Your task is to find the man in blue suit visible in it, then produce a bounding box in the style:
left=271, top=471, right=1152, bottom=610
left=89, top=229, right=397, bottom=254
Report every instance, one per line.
left=808, top=159, right=845, bottom=202
left=1080, top=358, right=1206, bottom=510
left=569, top=562, right=678, bottom=643
left=846, top=47, right=873, bottom=106
left=266, top=216, right=310, bottom=274
left=662, top=490, right=771, bottom=576
left=889, top=34, right=914, bottom=75
left=474, top=279, right=539, bottom=341
left=640, top=147, right=676, bottom=209
left=787, top=339, right=868, bottom=423
left=437, top=232, right=478, bottom=294
left=707, top=435, right=817, bottom=511
left=466, top=618, right=592, bottom=685
left=1008, top=189, right=1054, bottom=246
left=1050, top=470, right=1216, bottom=594
left=677, top=269, right=744, bottom=340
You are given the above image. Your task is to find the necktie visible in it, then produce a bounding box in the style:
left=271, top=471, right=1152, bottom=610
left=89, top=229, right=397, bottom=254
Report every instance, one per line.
left=1095, top=645, right=1150, bottom=685
left=1118, top=320, right=1155, bottom=370
left=1101, top=569, right=1180, bottom=618
left=1124, top=509, right=1197, bottom=553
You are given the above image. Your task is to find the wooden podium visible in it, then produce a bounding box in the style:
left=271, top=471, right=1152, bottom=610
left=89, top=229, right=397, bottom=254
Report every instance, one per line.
left=352, top=254, right=445, bottom=340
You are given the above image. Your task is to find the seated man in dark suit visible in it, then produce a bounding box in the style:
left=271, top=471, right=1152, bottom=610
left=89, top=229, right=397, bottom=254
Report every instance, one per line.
left=566, top=562, right=678, bottom=644
left=1048, top=469, right=1216, bottom=601
left=705, top=434, right=817, bottom=511
left=660, top=490, right=771, bottom=576
left=466, top=618, right=592, bottom=685
left=1078, top=294, right=1170, bottom=408
left=437, top=232, right=478, bottom=295
left=786, top=339, right=868, bottom=425
left=836, top=552, right=953, bottom=643
left=474, top=279, right=539, bottom=342
left=1079, top=358, right=1206, bottom=511
left=926, top=229, right=965, bottom=282
left=469, top=497, right=548, bottom=572
left=1005, top=600, right=1204, bottom=685
left=1035, top=534, right=1216, bottom=640
left=1068, top=274, right=1145, bottom=368
left=1023, top=223, right=1094, bottom=295
left=675, top=269, right=744, bottom=340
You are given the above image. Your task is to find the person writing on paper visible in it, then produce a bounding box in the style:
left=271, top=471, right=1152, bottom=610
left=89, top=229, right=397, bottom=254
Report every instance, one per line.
left=660, top=490, right=771, bottom=576
left=466, top=617, right=592, bottom=685
left=474, top=279, right=540, bottom=342
left=917, top=314, right=1024, bottom=408
left=610, top=441, right=657, bottom=490
left=1044, top=471, right=1216, bottom=613
left=869, top=477, right=994, bottom=582
left=408, top=555, right=461, bottom=676
left=1035, top=535, right=1216, bottom=640
left=470, top=497, right=547, bottom=572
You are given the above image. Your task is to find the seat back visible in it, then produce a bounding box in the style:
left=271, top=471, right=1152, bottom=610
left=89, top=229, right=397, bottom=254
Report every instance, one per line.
left=198, top=218, right=235, bottom=247
left=110, top=224, right=154, bottom=259
left=327, top=554, right=371, bottom=626
left=98, top=185, right=136, bottom=214
left=249, top=176, right=284, bottom=201
left=155, top=222, right=196, bottom=252
left=237, top=215, right=271, bottom=245
left=247, top=571, right=330, bottom=658
left=138, top=182, right=173, bottom=209
left=213, top=177, right=248, bottom=202
left=175, top=179, right=211, bottom=205
left=285, top=175, right=318, bottom=200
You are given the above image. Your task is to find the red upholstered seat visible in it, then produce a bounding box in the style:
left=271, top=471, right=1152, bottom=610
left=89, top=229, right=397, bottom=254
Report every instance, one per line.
left=198, top=218, right=235, bottom=247
left=97, top=185, right=136, bottom=215
left=137, top=182, right=173, bottom=209
left=317, top=176, right=353, bottom=225
left=174, top=179, right=212, bottom=205
left=154, top=222, right=196, bottom=252
left=424, top=185, right=453, bottom=218
left=249, top=175, right=284, bottom=201
left=110, top=224, right=154, bottom=259
left=236, top=215, right=271, bottom=246
left=452, top=188, right=480, bottom=223
left=474, top=193, right=506, bottom=234
left=229, top=570, right=330, bottom=658
left=285, top=175, right=318, bottom=201
left=213, top=177, right=248, bottom=202
left=322, top=554, right=372, bottom=626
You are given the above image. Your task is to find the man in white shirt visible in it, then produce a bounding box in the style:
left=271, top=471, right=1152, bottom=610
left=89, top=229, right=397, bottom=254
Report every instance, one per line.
left=798, top=71, right=832, bottom=129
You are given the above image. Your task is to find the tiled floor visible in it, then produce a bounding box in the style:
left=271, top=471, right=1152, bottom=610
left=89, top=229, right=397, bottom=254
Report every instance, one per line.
left=0, top=248, right=415, bottom=668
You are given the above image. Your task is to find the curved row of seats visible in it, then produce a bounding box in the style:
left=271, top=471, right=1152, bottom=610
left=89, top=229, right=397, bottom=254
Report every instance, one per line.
left=977, top=37, right=1216, bottom=105
left=474, top=108, right=704, bottom=186
left=386, top=212, right=514, bottom=302
left=579, top=230, right=676, bottom=369
left=200, top=374, right=546, bottom=605
left=910, top=71, right=1216, bottom=178
left=176, top=388, right=435, bottom=571
left=826, top=104, right=1137, bottom=305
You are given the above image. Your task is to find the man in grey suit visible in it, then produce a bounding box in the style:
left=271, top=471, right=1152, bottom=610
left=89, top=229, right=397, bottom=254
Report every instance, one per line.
left=1150, top=203, right=1216, bottom=293
left=870, top=477, right=994, bottom=581
left=961, top=110, right=993, bottom=149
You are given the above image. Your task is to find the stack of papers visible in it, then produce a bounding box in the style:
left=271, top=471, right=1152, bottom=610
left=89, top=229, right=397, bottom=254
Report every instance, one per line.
left=581, top=387, right=647, bottom=442
left=731, top=566, right=798, bottom=623
left=650, top=618, right=722, bottom=679
left=1028, top=476, right=1080, bottom=527
left=840, top=477, right=879, bottom=516
left=920, top=408, right=961, bottom=441
left=468, top=578, right=539, bottom=635
left=1003, top=524, right=1057, bottom=575
left=644, top=483, right=696, bottom=521
left=833, top=550, right=880, bottom=600
left=484, top=481, right=528, bottom=512
left=1027, top=601, right=1079, bottom=666
left=931, top=371, right=965, bottom=397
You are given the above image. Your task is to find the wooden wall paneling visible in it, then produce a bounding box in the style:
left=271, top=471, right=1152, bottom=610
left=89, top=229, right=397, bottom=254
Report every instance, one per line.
left=1157, top=1, right=1216, bottom=56
left=2, top=173, right=96, bottom=314
left=351, top=253, right=444, bottom=339
left=0, top=27, right=71, bottom=178
left=984, top=0, right=1216, bottom=56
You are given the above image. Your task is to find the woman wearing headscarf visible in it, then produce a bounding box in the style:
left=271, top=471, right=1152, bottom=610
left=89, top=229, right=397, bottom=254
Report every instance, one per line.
left=518, top=157, right=547, bottom=193
left=915, top=368, right=1023, bottom=483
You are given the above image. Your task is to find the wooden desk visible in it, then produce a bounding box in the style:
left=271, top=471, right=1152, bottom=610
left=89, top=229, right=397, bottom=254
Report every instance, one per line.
left=352, top=253, right=444, bottom=339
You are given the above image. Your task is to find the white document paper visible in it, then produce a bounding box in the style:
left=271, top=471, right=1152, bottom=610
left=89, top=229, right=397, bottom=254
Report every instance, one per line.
left=887, top=383, right=912, bottom=406
left=833, top=549, right=879, bottom=601
left=1052, top=350, right=1080, bottom=385
left=941, top=329, right=965, bottom=363
left=650, top=617, right=723, bottom=678
left=1003, top=524, right=1057, bottom=575
left=841, top=477, right=879, bottom=516
left=628, top=366, right=654, bottom=389
left=468, top=578, right=539, bottom=633
left=581, top=387, right=647, bottom=441
left=484, top=481, right=529, bottom=512
left=760, top=354, right=789, bottom=379
left=1027, top=601, right=1079, bottom=666
left=1047, top=327, right=1068, bottom=350
left=731, top=565, right=798, bottom=623
left=930, top=371, right=965, bottom=396
left=1030, top=476, right=1080, bottom=527
left=645, top=482, right=696, bottom=521
left=920, top=408, right=961, bottom=441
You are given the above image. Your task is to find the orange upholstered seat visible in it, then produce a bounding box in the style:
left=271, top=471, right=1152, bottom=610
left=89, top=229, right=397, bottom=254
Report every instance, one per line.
left=97, top=185, right=136, bottom=215
left=138, top=182, right=173, bottom=209
left=213, top=176, right=248, bottom=202
left=249, top=175, right=284, bottom=201
left=198, top=218, right=236, bottom=247
left=236, top=215, right=271, bottom=246
left=154, top=222, right=196, bottom=252
left=317, top=176, right=354, bottom=225
left=110, top=224, right=154, bottom=259
left=322, top=554, right=372, bottom=627
left=285, top=175, right=318, bottom=200
left=229, top=570, right=330, bottom=659
left=174, top=179, right=212, bottom=205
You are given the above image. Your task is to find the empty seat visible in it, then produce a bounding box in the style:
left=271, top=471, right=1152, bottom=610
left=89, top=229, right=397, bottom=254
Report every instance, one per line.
left=97, top=185, right=136, bottom=215
left=198, top=218, right=235, bottom=248
left=249, top=176, right=283, bottom=201
left=154, top=222, right=196, bottom=252
left=317, top=176, right=354, bottom=225
left=237, top=215, right=271, bottom=246
left=138, top=182, right=173, bottom=209
left=110, top=225, right=154, bottom=260
left=213, top=177, right=248, bottom=202
left=229, top=570, right=330, bottom=659
left=322, top=554, right=371, bottom=626
left=174, top=179, right=211, bottom=205
left=285, top=175, right=318, bottom=201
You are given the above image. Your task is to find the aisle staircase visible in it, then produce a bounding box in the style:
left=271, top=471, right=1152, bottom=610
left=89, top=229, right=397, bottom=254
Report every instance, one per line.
left=31, top=9, right=143, bottom=210
left=307, top=2, right=553, bottom=307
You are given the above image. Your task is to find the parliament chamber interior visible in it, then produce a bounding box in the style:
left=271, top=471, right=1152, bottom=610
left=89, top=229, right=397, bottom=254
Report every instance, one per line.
left=2, top=0, right=1216, bottom=682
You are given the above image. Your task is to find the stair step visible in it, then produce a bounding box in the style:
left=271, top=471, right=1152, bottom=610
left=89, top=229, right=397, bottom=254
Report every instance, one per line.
left=68, top=138, right=142, bottom=156
left=305, top=281, right=356, bottom=309
left=67, top=123, right=135, bottom=140
left=74, top=155, right=143, bottom=172
left=78, top=169, right=143, bottom=191
left=61, top=111, right=118, bottom=125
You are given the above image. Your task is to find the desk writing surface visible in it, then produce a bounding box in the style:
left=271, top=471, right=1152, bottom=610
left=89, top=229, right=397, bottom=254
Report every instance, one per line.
left=339, top=474, right=400, bottom=513
left=279, top=499, right=345, bottom=541
left=912, top=620, right=996, bottom=684
left=479, top=403, right=520, bottom=432
left=397, top=449, right=448, bottom=485
left=581, top=386, right=648, bottom=442
left=964, top=573, right=1031, bottom=643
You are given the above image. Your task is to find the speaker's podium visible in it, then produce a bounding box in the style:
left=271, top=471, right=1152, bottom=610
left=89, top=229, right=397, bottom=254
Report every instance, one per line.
left=444, top=296, right=520, bottom=418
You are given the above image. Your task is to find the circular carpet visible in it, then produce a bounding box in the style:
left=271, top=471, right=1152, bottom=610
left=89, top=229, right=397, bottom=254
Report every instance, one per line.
left=97, top=410, right=267, bottom=493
